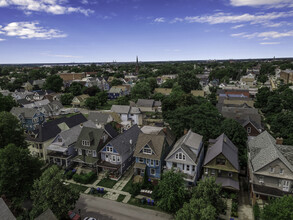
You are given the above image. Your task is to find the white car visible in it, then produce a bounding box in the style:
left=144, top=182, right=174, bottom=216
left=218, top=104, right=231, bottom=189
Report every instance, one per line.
left=83, top=218, right=97, bottom=220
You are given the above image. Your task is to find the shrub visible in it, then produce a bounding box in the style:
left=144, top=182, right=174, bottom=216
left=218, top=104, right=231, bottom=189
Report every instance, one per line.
left=130, top=183, right=141, bottom=197
left=65, top=170, right=76, bottom=180
left=231, top=200, right=239, bottom=217
left=73, top=172, right=96, bottom=184
left=253, top=203, right=261, bottom=220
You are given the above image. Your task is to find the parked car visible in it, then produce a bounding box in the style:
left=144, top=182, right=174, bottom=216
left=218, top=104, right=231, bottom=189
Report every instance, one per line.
left=68, top=211, right=81, bottom=220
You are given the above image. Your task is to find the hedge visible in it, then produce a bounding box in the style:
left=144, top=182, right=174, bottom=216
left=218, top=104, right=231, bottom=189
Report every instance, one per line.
left=73, top=171, right=96, bottom=184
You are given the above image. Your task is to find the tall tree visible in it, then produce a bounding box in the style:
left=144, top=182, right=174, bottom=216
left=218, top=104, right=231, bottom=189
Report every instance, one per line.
left=0, top=94, right=17, bottom=112
left=154, top=170, right=188, bottom=213
left=178, top=71, right=200, bottom=93
left=0, top=112, right=26, bottom=148
left=131, top=81, right=151, bottom=101
left=0, top=144, right=42, bottom=199
left=68, top=82, right=84, bottom=96
left=262, top=195, right=293, bottom=220
left=44, top=75, right=63, bottom=92
left=60, top=93, right=74, bottom=105
left=30, top=165, right=80, bottom=219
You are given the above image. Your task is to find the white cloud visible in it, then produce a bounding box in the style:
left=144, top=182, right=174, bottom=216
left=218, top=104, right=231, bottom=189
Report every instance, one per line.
left=260, top=42, right=281, bottom=45
left=0, top=0, right=94, bottom=16
left=170, top=17, right=184, bottom=23
left=154, top=17, right=165, bottom=23
left=184, top=11, right=293, bottom=25
left=230, top=0, right=293, bottom=8
left=231, top=24, right=245, bottom=29
left=42, top=52, right=82, bottom=58
left=232, top=30, right=293, bottom=39
left=81, top=0, right=88, bottom=4
left=0, top=38, right=6, bottom=41
left=0, top=22, right=67, bottom=39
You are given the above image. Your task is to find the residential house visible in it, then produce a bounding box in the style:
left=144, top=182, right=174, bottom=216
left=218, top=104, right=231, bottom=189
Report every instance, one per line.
left=22, top=81, right=33, bottom=91
left=26, top=114, right=87, bottom=160
left=32, top=79, right=46, bottom=89
left=23, top=99, right=64, bottom=118
left=111, top=105, right=142, bottom=126
left=10, top=107, right=45, bottom=131
left=0, top=198, right=16, bottom=220
left=220, top=104, right=263, bottom=136
left=33, top=90, right=46, bottom=101
left=71, top=94, right=89, bottom=107
left=72, top=126, right=111, bottom=170
left=47, top=121, right=96, bottom=167
left=190, top=90, right=205, bottom=97
left=203, top=134, right=240, bottom=191
left=107, top=86, right=129, bottom=99
left=241, top=73, right=256, bottom=87
left=97, top=77, right=110, bottom=91
left=248, top=131, right=293, bottom=204
left=280, top=69, right=293, bottom=84
left=140, top=126, right=175, bottom=147
left=98, top=124, right=141, bottom=179
left=59, top=72, right=86, bottom=82
left=134, top=132, right=171, bottom=181
left=88, top=111, right=114, bottom=128
left=135, top=99, right=162, bottom=113
left=165, top=130, right=205, bottom=186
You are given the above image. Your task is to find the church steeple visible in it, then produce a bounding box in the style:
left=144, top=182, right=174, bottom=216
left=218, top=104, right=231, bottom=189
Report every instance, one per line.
left=135, top=56, right=139, bottom=75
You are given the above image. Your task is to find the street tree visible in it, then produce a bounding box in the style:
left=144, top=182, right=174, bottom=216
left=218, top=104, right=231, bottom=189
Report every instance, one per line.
left=44, top=75, right=63, bottom=92
left=262, top=195, right=293, bottom=220
left=60, top=93, right=74, bottom=105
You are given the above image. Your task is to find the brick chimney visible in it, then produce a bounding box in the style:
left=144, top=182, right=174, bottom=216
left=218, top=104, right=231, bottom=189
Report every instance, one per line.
left=184, top=129, right=188, bottom=135
left=276, top=137, right=283, bottom=145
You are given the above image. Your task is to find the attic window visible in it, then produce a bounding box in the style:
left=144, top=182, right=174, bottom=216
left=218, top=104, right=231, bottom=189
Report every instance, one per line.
left=82, top=140, right=90, bottom=146
left=175, top=152, right=186, bottom=161
left=216, top=158, right=226, bottom=165
left=247, top=127, right=251, bottom=134
left=143, top=147, right=152, bottom=155
left=58, top=137, right=62, bottom=142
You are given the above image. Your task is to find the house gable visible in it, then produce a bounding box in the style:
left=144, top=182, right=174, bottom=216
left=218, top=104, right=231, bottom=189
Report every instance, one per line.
left=256, top=158, right=293, bottom=178
left=204, top=153, right=238, bottom=173
left=166, top=147, right=195, bottom=164
left=101, top=143, right=118, bottom=154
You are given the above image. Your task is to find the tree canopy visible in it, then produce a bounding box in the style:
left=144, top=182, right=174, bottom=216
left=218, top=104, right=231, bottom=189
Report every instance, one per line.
left=262, top=196, right=293, bottom=220
left=44, top=75, right=63, bottom=92
left=131, top=81, right=152, bottom=101
left=30, top=165, right=80, bottom=219
left=177, top=71, right=201, bottom=93
left=0, top=112, right=26, bottom=148
left=0, top=94, right=17, bottom=112
left=0, top=144, right=42, bottom=199
left=154, top=170, right=188, bottom=213
left=60, top=93, right=74, bottom=105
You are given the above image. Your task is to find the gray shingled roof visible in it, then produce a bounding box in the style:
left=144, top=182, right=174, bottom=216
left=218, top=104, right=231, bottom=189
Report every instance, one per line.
left=136, top=99, right=154, bottom=107
left=134, top=132, right=165, bottom=160
left=108, top=124, right=141, bottom=157
left=88, top=112, right=111, bottom=124
left=166, top=130, right=203, bottom=163
left=34, top=208, right=57, bottom=220
left=76, top=126, right=105, bottom=150
left=10, top=107, right=38, bottom=118
left=111, top=105, right=130, bottom=114
left=204, top=133, right=239, bottom=171
left=0, top=198, right=16, bottom=220
left=248, top=131, right=293, bottom=172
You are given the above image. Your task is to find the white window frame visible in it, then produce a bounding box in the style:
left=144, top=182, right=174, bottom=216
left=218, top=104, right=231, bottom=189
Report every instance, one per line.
left=192, top=165, right=195, bottom=172
left=155, top=160, right=159, bottom=166
left=278, top=179, right=282, bottom=187
left=82, top=140, right=90, bottom=146
left=93, top=150, right=97, bottom=157
left=150, top=168, right=156, bottom=176
left=87, top=150, right=92, bottom=155
left=143, top=147, right=152, bottom=155
left=106, top=146, right=113, bottom=153
left=78, top=149, right=82, bottom=156
left=280, top=168, right=284, bottom=175
left=186, top=165, right=190, bottom=171
left=117, top=156, right=121, bottom=162
left=175, top=152, right=186, bottom=161
left=150, top=159, right=154, bottom=166
left=139, top=157, right=144, bottom=163
left=112, top=155, right=116, bottom=162
left=259, top=176, right=264, bottom=184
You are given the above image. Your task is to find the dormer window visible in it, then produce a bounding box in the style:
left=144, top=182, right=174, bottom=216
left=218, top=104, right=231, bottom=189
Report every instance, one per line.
left=82, top=140, right=90, bottom=146
left=106, top=146, right=113, bottom=152
left=175, top=152, right=186, bottom=161
left=143, top=147, right=152, bottom=155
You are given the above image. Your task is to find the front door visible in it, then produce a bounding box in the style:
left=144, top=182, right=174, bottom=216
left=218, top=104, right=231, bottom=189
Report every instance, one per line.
left=283, top=180, right=290, bottom=192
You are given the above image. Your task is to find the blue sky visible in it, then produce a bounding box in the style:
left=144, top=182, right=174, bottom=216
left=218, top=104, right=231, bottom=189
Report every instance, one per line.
left=0, top=0, right=293, bottom=63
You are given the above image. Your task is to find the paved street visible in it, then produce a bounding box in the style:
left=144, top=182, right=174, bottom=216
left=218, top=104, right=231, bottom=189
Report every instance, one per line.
left=75, top=194, right=173, bottom=220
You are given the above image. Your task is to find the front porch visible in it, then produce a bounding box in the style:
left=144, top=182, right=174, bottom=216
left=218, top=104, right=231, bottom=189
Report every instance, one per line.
left=97, top=160, right=121, bottom=180
left=47, top=151, right=72, bottom=167
left=72, top=155, right=99, bottom=171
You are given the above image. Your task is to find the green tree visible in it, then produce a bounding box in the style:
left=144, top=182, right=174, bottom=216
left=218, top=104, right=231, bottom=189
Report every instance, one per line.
left=176, top=177, right=225, bottom=219
left=131, top=81, right=151, bottom=101
left=177, top=71, right=200, bottom=93
left=155, top=170, right=188, bottom=213
left=161, top=78, right=176, bottom=88
left=0, top=94, right=17, bottom=112
left=146, top=77, right=158, bottom=92
left=30, top=165, right=80, bottom=219
left=85, top=96, right=99, bottom=110
left=0, top=144, right=42, bottom=199
left=60, top=93, right=74, bottom=105
left=83, top=86, right=101, bottom=96
left=115, top=96, right=130, bottom=105
left=0, top=112, right=26, bottom=148
left=262, top=196, right=293, bottom=220
left=68, top=82, right=84, bottom=96
left=257, top=74, right=268, bottom=84
left=110, top=78, right=123, bottom=87
left=43, top=75, right=63, bottom=92
left=96, top=91, right=108, bottom=106
left=254, top=87, right=271, bottom=109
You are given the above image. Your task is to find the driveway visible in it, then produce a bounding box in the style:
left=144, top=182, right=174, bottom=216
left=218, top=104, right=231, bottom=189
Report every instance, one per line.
left=238, top=177, right=253, bottom=220
left=75, top=194, right=173, bottom=220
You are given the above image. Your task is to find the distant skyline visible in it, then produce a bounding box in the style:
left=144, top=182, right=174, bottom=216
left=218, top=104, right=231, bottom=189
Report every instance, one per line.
left=0, top=0, right=293, bottom=63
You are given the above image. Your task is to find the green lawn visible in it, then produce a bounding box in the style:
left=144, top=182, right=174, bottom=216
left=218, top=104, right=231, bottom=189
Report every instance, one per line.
left=117, top=194, right=126, bottom=202
left=69, top=183, right=88, bottom=193
left=122, top=179, right=133, bottom=193
left=97, top=178, right=117, bottom=188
